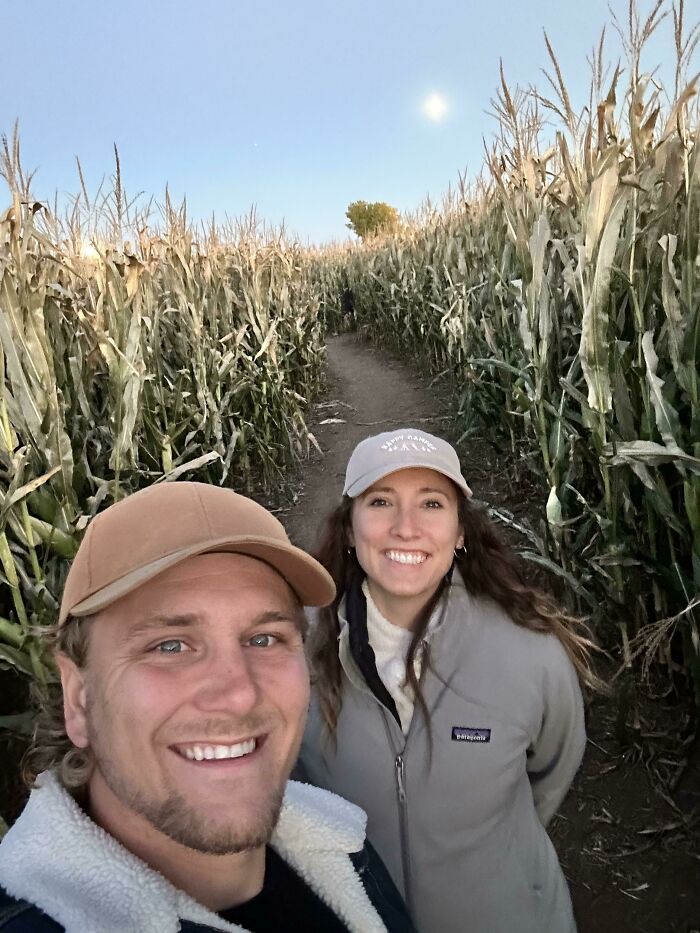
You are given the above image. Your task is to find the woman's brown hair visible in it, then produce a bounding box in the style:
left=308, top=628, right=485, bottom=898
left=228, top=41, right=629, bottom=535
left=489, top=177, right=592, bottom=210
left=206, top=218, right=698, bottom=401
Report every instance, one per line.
left=307, top=492, right=597, bottom=740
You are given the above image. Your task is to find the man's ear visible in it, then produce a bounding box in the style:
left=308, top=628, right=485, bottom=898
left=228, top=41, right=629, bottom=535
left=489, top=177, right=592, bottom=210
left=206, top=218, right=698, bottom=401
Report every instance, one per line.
left=55, top=652, right=89, bottom=749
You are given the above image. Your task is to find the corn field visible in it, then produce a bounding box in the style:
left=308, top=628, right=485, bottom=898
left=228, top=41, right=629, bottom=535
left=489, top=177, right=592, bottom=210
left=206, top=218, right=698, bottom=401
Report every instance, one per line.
left=1, top=0, right=699, bottom=706
left=0, top=148, right=337, bottom=683
left=332, top=3, right=700, bottom=697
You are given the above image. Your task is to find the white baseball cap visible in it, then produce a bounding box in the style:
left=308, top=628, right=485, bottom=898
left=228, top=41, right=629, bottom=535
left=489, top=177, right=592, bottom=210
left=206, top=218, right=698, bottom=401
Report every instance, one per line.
left=343, top=428, right=473, bottom=498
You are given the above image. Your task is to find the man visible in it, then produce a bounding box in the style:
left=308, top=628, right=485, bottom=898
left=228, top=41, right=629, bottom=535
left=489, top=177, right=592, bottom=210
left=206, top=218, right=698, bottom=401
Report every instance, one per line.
left=0, top=482, right=412, bottom=932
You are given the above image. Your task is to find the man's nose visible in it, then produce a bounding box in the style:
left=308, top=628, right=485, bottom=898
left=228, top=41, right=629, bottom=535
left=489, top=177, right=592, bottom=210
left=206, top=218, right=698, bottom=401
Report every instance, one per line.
left=194, top=643, right=261, bottom=715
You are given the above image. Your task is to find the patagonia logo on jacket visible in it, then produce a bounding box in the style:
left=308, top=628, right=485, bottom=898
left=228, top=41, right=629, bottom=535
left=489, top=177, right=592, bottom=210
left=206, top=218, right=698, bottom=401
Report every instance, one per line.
left=452, top=726, right=491, bottom=743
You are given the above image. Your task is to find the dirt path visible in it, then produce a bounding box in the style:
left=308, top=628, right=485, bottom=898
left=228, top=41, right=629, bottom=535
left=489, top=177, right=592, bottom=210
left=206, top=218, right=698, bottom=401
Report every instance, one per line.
left=283, top=333, right=452, bottom=550
left=284, top=333, right=700, bottom=933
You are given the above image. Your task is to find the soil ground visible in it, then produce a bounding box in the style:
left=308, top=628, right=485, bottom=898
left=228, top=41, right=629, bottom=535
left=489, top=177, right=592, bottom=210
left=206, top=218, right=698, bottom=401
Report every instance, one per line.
left=1, top=332, right=699, bottom=931
left=283, top=333, right=700, bottom=933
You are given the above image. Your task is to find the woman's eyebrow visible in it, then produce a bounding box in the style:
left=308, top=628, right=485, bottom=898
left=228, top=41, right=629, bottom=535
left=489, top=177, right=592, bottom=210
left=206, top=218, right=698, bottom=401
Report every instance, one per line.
left=364, top=486, right=449, bottom=495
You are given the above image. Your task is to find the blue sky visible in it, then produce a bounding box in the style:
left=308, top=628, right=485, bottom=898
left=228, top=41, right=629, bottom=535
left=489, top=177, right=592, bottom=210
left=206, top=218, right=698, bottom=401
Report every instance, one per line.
left=0, top=1, right=677, bottom=244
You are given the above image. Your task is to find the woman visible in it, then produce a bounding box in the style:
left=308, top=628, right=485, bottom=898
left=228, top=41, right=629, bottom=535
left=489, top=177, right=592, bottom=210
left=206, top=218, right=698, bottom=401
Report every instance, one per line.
left=299, top=428, right=591, bottom=933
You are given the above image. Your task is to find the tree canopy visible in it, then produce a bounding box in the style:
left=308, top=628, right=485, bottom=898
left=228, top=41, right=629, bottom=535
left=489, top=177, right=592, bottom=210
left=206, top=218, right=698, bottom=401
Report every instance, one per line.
left=345, top=201, right=399, bottom=239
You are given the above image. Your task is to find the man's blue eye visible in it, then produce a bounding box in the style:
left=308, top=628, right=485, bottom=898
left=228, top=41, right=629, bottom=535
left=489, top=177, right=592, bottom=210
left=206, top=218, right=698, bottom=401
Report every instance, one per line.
left=248, top=634, right=278, bottom=648
left=155, top=639, right=185, bottom=653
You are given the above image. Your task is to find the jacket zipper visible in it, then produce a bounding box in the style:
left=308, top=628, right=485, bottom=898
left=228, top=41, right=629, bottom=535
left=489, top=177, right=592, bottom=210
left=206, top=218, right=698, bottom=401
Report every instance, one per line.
left=395, top=753, right=407, bottom=802
left=394, top=750, right=414, bottom=918
left=382, top=711, right=414, bottom=920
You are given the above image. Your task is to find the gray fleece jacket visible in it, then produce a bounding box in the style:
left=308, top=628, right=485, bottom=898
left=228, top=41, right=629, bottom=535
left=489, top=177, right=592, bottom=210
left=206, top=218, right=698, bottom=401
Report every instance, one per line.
left=300, top=572, right=585, bottom=933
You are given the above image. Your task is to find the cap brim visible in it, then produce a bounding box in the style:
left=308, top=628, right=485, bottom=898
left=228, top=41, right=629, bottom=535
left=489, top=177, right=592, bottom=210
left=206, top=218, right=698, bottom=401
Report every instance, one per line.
left=344, top=462, right=473, bottom=499
left=69, top=535, right=336, bottom=618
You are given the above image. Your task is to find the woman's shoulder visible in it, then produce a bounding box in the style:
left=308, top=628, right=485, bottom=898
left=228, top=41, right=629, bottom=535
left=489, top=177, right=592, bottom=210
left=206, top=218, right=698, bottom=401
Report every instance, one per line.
left=445, top=579, right=575, bottom=675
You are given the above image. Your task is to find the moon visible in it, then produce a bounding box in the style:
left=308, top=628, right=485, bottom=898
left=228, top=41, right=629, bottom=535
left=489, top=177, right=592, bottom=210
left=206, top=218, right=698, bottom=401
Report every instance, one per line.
left=422, top=92, right=449, bottom=123
left=79, top=242, right=100, bottom=261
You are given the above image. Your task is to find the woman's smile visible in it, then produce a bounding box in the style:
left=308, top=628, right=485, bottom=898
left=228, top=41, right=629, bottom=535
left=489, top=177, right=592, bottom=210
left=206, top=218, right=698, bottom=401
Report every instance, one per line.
left=384, top=549, right=428, bottom=565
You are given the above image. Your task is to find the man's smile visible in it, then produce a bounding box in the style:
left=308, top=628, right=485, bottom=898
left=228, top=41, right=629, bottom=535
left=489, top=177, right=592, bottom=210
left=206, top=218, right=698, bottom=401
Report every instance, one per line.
left=172, top=737, right=259, bottom=761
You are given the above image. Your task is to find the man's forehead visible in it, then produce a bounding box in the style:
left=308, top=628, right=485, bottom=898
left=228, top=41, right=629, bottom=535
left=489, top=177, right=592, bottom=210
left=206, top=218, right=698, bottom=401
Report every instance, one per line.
left=117, top=608, right=307, bottom=644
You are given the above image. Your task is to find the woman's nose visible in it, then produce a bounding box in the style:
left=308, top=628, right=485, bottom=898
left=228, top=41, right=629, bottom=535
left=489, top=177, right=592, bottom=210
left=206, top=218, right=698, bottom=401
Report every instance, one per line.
left=390, top=507, right=419, bottom=538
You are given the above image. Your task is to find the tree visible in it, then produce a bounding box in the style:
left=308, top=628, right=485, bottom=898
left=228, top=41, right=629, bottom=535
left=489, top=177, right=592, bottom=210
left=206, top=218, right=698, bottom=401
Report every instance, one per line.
left=345, top=201, right=399, bottom=240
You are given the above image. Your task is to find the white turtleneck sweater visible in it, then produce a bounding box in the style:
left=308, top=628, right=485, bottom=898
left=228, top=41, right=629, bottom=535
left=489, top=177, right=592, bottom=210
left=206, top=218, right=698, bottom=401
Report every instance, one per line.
left=362, top=580, right=444, bottom=734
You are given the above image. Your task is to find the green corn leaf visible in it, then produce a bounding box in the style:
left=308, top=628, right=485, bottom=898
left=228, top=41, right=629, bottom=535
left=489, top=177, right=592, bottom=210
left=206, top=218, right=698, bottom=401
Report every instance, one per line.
left=641, top=330, right=682, bottom=450
left=602, top=440, right=700, bottom=474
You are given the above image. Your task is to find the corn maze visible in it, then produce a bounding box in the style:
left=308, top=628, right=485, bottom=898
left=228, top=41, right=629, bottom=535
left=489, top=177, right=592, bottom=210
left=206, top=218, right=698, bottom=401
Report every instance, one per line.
left=0, top=165, right=339, bottom=683
left=330, top=6, right=700, bottom=700
left=1, top=2, right=699, bottom=707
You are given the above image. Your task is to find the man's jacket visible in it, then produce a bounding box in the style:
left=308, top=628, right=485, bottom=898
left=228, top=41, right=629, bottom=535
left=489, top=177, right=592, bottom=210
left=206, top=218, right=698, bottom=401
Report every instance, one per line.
left=0, top=771, right=412, bottom=932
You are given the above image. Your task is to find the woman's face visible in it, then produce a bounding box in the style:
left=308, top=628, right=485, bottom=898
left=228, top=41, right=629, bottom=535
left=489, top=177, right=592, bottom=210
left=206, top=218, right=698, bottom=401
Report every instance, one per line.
left=349, top=467, right=464, bottom=628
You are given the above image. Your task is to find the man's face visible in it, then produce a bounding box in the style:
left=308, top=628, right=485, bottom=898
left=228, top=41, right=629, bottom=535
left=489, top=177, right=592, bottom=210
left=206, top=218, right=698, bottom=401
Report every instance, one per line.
left=58, top=553, right=309, bottom=855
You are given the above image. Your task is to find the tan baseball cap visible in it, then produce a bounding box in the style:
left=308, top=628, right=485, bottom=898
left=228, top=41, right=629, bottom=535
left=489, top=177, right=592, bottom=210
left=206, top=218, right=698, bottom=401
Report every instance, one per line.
left=59, top=481, right=336, bottom=626
left=343, top=428, right=473, bottom=499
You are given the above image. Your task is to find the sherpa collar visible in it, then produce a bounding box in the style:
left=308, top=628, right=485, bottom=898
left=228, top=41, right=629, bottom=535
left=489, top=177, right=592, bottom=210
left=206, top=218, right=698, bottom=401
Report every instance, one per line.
left=0, top=771, right=387, bottom=933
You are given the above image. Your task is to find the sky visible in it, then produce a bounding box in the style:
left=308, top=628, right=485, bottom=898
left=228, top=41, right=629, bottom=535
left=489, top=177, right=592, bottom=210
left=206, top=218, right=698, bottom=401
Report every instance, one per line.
left=0, top=0, right=679, bottom=244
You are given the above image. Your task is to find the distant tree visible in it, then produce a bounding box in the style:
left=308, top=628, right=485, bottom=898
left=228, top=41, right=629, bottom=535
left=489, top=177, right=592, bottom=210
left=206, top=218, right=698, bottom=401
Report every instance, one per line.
left=345, top=201, right=399, bottom=240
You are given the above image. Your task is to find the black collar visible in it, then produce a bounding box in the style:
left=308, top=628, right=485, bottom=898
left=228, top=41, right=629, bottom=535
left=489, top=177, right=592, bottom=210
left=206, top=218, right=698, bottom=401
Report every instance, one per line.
left=345, top=579, right=401, bottom=726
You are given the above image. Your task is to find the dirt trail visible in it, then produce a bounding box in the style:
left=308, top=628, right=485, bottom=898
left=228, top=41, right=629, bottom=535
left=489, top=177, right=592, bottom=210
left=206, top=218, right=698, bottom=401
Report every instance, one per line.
left=283, top=332, right=700, bottom=933
left=284, top=334, right=453, bottom=550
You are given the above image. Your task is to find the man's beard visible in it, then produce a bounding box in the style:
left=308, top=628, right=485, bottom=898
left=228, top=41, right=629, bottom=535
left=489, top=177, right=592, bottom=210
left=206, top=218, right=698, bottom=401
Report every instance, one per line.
left=86, top=715, right=286, bottom=855
left=111, top=780, right=285, bottom=855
